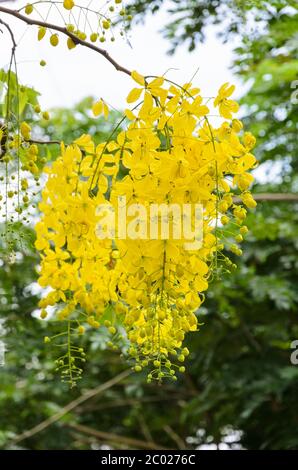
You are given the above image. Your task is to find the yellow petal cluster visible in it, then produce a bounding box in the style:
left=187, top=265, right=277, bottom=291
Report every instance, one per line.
left=35, top=75, right=257, bottom=381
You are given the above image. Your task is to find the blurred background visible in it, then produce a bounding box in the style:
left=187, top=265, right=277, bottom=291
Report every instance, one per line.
left=0, top=0, right=298, bottom=450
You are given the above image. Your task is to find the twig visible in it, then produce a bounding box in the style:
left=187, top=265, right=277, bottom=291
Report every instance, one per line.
left=10, top=369, right=131, bottom=445
left=254, top=193, right=298, bottom=201
left=163, top=425, right=187, bottom=450
left=27, top=138, right=61, bottom=145
left=0, top=16, right=16, bottom=48
left=240, top=320, right=262, bottom=353
left=138, top=414, right=154, bottom=444
left=233, top=193, right=298, bottom=203
left=64, top=422, right=171, bottom=450
left=75, top=393, right=193, bottom=413
left=0, top=5, right=132, bottom=76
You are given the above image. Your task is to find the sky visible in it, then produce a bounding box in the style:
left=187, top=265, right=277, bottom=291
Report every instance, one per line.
left=0, top=0, right=242, bottom=112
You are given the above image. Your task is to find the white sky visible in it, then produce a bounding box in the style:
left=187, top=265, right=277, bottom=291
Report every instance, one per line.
left=0, top=0, right=243, bottom=112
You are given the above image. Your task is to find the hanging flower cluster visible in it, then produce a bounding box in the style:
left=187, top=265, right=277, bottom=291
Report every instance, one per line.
left=0, top=0, right=130, bottom=254
left=23, top=0, right=132, bottom=48
left=35, top=73, right=257, bottom=383
left=0, top=68, right=52, bottom=253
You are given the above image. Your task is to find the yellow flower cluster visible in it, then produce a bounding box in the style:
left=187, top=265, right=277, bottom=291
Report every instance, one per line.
left=0, top=96, right=50, bottom=251
left=26, top=0, right=131, bottom=48
left=35, top=73, right=257, bottom=381
left=36, top=141, right=118, bottom=321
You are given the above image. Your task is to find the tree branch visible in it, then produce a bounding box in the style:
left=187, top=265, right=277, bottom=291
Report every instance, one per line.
left=253, top=193, right=298, bottom=201
left=0, top=5, right=132, bottom=76
left=75, top=393, right=193, bottom=413
left=64, top=422, right=171, bottom=450
left=10, top=369, right=131, bottom=445
left=233, top=193, right=298, bottom=203
left=27, top=138, right=61, bottom=145
left=163, top=425, right=187, bottom=450
left=0, top=16, right=16, bottom=49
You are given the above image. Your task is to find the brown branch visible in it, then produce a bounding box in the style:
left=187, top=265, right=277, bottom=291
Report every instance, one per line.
left=163, top=425, right=187, bottom=450
left=233, top=193, right=298, bottom=203
left=253, top=193, right=298, bottom=201
left=27, top=138, right=61, bottom=145
left=138, top=414, right=154, bottom=444
left=240, top=320, right=262, bottom=353
left=10, top=369, right=132, bottom=445
left=64, top=422, right=171, bottom=450
left=0, top=5, right=132, bottom=76
left=0, top=16, right=16, bottom=48
left=75, top=392, right=193, bottom=413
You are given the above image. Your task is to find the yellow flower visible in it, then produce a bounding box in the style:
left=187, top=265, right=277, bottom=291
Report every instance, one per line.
left=50, top=34, right=59, bottom=47
left=131, top=70, right=145, bottom=86
left=35, top=76, right=257, bottom=380
left=92, top=99, right=109, bottom=119
left=67, top=38, right=76, bottom=50
left=214, top=82, right=239, bottom=119
left=20, top=121, right=31, bottom=140
left=25, top=4, right=33, bottom=15
left=63, top=0, right=75, bottom=10
left=38, top=27, right=46, bottom=41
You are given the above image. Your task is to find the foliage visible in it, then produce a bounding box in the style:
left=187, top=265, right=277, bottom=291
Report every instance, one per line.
left=126, top=0, right=298, bottom=53
left=1, top=200, right=297, bottom=450
left=236, top=11, right=298, bottom=181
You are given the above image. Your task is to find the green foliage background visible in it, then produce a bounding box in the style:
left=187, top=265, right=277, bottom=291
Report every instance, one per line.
left=0, top=0, right=297, bottom=450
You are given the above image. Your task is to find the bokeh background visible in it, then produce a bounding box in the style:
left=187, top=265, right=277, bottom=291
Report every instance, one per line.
left=0, top=0, right=298, bottom=450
